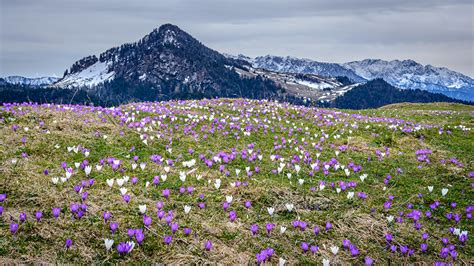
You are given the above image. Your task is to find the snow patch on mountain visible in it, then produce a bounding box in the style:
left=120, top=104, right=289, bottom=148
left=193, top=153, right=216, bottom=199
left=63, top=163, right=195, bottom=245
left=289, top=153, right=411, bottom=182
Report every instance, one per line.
left=294, top=79, right=334, bottom=90
left=54, top=60, right=115, bottom=88
left=342, top=59, right=474, bottom=101
left=3, top=76, right=60, bottom=86
left=162, top=29, right=180, bottom=47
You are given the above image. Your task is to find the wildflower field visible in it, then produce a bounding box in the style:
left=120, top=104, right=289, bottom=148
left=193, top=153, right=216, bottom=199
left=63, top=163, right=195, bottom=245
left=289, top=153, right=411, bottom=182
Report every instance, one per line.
left=0, top=99, right=473, bottom=264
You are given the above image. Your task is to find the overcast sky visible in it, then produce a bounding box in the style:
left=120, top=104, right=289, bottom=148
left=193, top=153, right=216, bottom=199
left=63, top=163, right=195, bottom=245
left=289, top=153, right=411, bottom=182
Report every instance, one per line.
left=1, top=0, right=473, bottom=77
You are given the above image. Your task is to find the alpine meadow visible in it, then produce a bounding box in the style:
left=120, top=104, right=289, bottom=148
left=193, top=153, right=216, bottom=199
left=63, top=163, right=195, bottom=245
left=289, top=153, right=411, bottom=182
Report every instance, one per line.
left=1, top=0, right=473, bottom=265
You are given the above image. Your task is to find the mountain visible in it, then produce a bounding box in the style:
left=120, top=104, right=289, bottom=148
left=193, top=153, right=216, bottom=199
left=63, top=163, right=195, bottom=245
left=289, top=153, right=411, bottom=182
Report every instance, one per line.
left=55, top=23, right=238, bottom=89
left=51, top=24, right=287, bottom=104
left=343, top=59, right=474, bottom=101
left=1, top=24, right=471, bottom=107
left=3, top=76, right=60, bottom=87
left=230, top=54, right=474, bottom=102
left=228, top=54, right=366, bottom=83
left=233, top=65, right=360, bottom=103
left=332, top=79, right=468, bottom=109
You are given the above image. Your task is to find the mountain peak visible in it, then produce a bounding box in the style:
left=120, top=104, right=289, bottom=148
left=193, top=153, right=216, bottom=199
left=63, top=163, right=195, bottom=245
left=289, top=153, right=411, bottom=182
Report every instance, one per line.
left=138, top=24, right=194, bottom=49
left=158, top=23, right=183, bottom=33
left=54, top=24, right=236, bottom=89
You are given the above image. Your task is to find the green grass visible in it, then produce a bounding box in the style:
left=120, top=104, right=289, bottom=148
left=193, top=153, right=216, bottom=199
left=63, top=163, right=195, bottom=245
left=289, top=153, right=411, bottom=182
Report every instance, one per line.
left=0, top=100, right=473, bottom=264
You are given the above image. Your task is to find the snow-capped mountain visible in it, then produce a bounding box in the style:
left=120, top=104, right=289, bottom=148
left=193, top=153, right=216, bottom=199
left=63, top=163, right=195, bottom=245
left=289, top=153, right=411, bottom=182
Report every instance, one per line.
left=51, top=24, right=291, bottom=104
left=229, top=54, right=473, bottom=101
left=229, top=54, right=366, bottom=83
left=343, top=59, right=474, bottom=101
left=3, top=76, right=59, bottom=86
left=51, top=24, right=359, bottom=104
left=54, top=24, right=239, bottom=90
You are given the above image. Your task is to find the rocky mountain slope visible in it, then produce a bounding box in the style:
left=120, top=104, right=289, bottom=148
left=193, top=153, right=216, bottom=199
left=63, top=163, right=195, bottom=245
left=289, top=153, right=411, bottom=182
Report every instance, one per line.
left=343, top=59, right=474, bottom=101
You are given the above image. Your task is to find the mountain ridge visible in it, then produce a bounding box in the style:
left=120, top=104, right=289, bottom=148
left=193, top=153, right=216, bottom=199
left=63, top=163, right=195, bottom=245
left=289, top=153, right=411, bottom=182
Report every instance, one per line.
left=228, top=54, right=473, bottom=101
left=2, top=23, right=472, bottom=106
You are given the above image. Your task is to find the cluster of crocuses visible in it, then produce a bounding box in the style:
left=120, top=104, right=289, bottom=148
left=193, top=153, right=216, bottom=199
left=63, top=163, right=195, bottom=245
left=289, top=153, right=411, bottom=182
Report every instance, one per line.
left=255, top=248, right=275, bottom=264
left=1, top=99, right=472, bottom=264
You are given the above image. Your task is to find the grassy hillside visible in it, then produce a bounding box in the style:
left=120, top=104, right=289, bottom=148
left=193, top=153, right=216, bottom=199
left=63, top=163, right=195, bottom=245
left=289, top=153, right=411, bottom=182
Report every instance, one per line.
left=380, top=102, right=474, bottom=111
left=0, top=99, right=472, bottom=264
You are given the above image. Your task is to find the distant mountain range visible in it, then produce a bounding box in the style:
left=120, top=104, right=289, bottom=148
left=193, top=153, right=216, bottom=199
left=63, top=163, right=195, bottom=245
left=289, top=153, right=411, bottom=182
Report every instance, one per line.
left=226, top=54, right=366, bottom=83
left=1, top=23, right=472, bottom=107
left=343, top=59, right=474, bottom=101
left=2, top=76, right=60, bottom=87
left=229, top=55, right=474, bottom=101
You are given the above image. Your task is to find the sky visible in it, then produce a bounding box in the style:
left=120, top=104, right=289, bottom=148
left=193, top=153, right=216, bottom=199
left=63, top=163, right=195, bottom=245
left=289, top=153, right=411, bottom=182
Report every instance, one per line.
left=1, top=0, right=473, bottom=77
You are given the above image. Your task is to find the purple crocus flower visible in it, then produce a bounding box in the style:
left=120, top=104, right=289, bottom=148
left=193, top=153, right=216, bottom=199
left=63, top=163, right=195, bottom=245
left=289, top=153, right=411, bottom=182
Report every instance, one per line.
left=183, top=227, right=191, bottom=236
left=205, top=240, right=213, bottom=251
left=244, top=201, right=252, bottom=209
left=162, top=189, right=170, bottom=199
left=156, top=201, right=164, bottom=210
left=110, top=222, right=118, bottom=234
left=342, top=239, right=351, bottom=248
left=266, top=223, right=275, bottom=234
left=19, top=212, right=27, bottom=223
left=0, top=194, right=6, bottom=202
left=450, top=250, right=457, bottom=260
left=420, top=243, right=428, bottom=252
left=171, top=222, right=179, bottom=233
left=313, top=226, right=320, bottom=235
left=52, top=207, right=61, bottom=218
left=229, top=211, right=237, bottom=222
left=350, top=245, right=359, bottom=256
left=117, top=242, right=130, bottom=254
left=103, top=211, right=111, bottom=222
left=81, top=191, right=89, bottom=201
left=440, top=247, right=449, bottom=259
left=365, top=257, right=374, bottom=266
left=143, top=215, right=152, bottom=227
left=165, top=214, right=173, bottom=225
left=223, top=202, right=229, bottom=211
left=421, top=232, right=429, bottom=240
left=135, top=230, right=145, bottom=244
left=35, top=211, right=43, bottom=222
left=301, top=242, right=309, bottom=252
left=123, top=194, right=131, bottom=203
left=251, top=224, right=259, bottom=235
left=310, top=245, right=319, bottom=253
left=389, top=245, right=397, bottom=252
left=164, top=235, right=173, bottom=245
left=325, top=221, right=332, bottom=231
left=128, top=228, right=135, bottom=238
left=70, top=203, right=79, bottom=213
left=0, top=206, right=3, bottom=215
left=442, top=237, right=449, bottom=246
left=10, top=223, right=19, bottom=234
left=65, top=239, right=73, bottom=249
left=187, top=186, right=194, bottom=194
